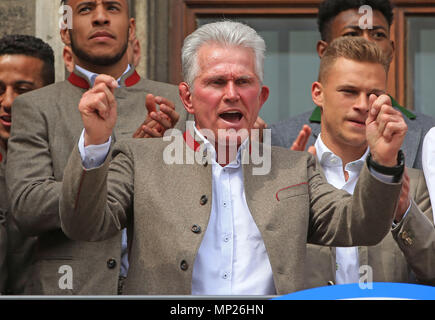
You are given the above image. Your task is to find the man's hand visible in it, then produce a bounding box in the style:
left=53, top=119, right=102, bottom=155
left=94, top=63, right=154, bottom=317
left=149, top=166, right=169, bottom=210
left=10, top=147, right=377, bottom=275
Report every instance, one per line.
left=290, top=124, right=316, bottom=155
left=132, top=94, right=180, bottom=138
left=79, top=75, right=118, bottom=146
left=394, top=168, right=411, bottom=223
left=252, top=116, right=267, bottom=142
left=366, top=94, right=407, bottom=167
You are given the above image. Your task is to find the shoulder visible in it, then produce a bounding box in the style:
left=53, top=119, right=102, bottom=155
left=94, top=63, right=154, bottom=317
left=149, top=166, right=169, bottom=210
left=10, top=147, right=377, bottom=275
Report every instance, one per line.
left=13, top=81, right=81, bottom=107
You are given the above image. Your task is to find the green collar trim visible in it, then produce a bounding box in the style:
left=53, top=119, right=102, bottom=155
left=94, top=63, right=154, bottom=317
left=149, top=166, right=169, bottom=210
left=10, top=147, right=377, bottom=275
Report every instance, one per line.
left=309, top=95, right=416, bottom=123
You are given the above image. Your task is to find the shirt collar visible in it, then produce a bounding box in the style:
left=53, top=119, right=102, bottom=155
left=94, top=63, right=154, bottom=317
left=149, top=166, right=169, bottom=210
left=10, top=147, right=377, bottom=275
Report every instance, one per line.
left=74, top=64, right=132, bottom=88
left=315, top=134, right=369, bottom=170
left=193, top=124, right=249, bottom=168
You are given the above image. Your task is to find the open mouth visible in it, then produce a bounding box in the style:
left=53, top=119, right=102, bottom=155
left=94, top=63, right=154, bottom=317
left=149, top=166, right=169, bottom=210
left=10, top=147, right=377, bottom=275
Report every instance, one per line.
left=0, top=115, right=11, bottom=127
left=219, top=111, right=243, bottom=123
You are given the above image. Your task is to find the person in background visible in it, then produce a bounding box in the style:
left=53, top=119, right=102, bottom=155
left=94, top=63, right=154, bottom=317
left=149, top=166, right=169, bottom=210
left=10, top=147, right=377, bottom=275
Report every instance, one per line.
left=270, top=0, right=435, bottom=170
left=6, top=0, right=185, bottom=295
left=0, top=34, right=55, bottom=294
left=423, top=128, right=435, bottom=223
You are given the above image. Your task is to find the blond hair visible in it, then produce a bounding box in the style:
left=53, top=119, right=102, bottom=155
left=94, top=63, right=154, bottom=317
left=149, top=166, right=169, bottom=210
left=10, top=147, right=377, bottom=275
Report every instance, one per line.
left=319, top=37, right=391, bottom=82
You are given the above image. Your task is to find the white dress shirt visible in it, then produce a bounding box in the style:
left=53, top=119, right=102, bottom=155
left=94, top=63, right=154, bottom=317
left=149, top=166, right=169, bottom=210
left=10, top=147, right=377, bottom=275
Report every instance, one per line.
left=315, top=135, right=368, bottom=284
left=422, top=127, right=435, bottom=223
left=76, top=64, right=131, bottom=278
left=191, top=127, right=276, bottom=295
left=78, top=125, right=276, bottom=295
left=314, top=135, right=408, bottom=284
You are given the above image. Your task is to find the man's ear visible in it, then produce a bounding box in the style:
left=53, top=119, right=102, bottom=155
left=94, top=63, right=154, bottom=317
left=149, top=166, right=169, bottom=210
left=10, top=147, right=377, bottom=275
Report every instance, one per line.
left=312, top=81, right=324, bottom=109
left=317, top=40, right=328, bottom=58
left=60, top=28, right=71, bottom=46
left=129, top=18, right=137, bottom=42
left=179, top=82, right=194, bottom=115
left=258, top=85, right=270, bottom=111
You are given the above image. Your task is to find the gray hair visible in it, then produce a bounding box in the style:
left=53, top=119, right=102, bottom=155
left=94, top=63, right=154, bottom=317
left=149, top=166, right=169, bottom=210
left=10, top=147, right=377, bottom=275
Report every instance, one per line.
left=181, top=20, right=266, bottom=87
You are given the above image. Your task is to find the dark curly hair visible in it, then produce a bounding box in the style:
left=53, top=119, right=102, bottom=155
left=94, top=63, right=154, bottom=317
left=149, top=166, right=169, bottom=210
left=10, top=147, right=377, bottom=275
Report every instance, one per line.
left=0, top=35, right=55, bottom=85
left=318, top=0, right=394, bottom=42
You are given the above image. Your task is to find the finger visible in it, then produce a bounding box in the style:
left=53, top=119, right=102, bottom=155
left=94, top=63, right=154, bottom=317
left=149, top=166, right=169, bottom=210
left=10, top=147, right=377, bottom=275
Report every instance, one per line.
left=367, top=94, right=380, bottom=124
left=159, top=104, right=180, bottom=126
left=308, top=145, right=317, bottom=156
left=141, top=125, right=163, bottom=138
left=382, top=119, right=407, bottom=142
left=155, top=96, right=175, bottom=110
left=145, top=94, right=157, bottom=114
left=291, top=125, right=311, bottom=151
left=254, top=116, right=267, bottom=129
left=150, top=111, right=172, bottom=130
left=92, top=82, right=117, bottom=110
left=93, top=75, right=118, bottom=92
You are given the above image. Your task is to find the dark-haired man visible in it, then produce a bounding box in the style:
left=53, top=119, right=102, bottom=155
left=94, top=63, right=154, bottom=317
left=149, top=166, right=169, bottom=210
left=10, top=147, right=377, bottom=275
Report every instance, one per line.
left=0, top=34, right=55, bottom=294
left=6, top=0, right=187, bottom=295
left=271, top=0, right=435, bottom=170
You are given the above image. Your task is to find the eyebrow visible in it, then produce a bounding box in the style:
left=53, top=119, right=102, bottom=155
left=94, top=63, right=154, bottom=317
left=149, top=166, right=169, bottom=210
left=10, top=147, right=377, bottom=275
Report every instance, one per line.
left=337, top=85, right=386, bottom=96
left=344, top=25, right=388, bottom=32
left=15, top=80, right=36, bottom=86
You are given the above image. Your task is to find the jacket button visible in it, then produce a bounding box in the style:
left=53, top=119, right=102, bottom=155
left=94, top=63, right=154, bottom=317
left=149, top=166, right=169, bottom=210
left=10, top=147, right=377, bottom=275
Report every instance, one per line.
left=191, top=224, right=202, bottom=234
left=180, top=260, right=189, bottom=271
left=327, top=281, right=335, bottom=286
left=200, top=195, right=208, bottom=206
left=401, top=231, right=413, bottom=246
left=107, top=258, right=117, bottom=269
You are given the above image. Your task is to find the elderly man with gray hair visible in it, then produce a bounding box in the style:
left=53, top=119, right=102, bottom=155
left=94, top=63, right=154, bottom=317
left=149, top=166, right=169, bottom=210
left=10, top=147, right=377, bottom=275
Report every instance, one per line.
left=59, top=20, right=408, bottom=295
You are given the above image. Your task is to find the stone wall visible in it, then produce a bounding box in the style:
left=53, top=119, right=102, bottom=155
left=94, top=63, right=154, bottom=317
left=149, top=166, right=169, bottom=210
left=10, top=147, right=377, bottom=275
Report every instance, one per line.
left=0, top=0, right=36, bottom=37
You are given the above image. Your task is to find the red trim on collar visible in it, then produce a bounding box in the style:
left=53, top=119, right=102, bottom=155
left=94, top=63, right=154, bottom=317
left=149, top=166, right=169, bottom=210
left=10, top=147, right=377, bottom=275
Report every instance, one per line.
left=183, top=131, right=201, bottom=152
left=67, top=70, right=141, bottom=89
left=0, top=152, right=2, bottom=163
left=124, top=70, right=141, bottom=87
left=68, top=72, right=90, bottom=89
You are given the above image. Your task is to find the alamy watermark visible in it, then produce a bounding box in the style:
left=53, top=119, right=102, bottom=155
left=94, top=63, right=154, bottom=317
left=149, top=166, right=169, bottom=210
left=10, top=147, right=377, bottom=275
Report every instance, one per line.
left=359, top=5, right=374, bottom=30
left=162, top=121, right=272, bottom=176
left=59, top=5, right=73, bottom=30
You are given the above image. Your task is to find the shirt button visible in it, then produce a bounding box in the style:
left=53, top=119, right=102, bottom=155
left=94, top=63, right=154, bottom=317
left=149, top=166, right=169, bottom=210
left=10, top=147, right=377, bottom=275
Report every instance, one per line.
left=180, top=260, right=189, bottom=271
left=107, top=258, right=117, bottom=269
left=223, top=272, right=230, bottom=280
left=223, top=234, right=231, bottom=242
left=200, top=195, right=208, bottom=206
left=191, top=224, right=202, bottom=234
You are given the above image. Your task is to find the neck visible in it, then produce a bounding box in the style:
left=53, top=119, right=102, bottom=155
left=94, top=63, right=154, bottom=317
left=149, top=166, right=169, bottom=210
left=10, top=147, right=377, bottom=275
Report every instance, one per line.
left=320, top=134, right=367, bottom=166
left=75, top=56, right=129, bottom=79
left=0, top=139, right=6, bottom=152
left=214, top=142, right=241, bottom=167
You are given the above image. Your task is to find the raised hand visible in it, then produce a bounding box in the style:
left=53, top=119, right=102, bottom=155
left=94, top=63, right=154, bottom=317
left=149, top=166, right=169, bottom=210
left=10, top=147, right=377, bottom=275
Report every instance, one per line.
left=132, top=94, right=180, bottom=138
left=290, top=124, right=316, bottom=155
left=79, top=75, right=118, bottom=146
left=366, top=94, right=407, bottom=167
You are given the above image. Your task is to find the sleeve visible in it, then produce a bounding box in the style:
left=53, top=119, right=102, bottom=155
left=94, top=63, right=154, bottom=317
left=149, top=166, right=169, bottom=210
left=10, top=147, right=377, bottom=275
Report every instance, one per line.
left=392, top=169, right=435, bottom=285
left=306, top=155, right=402, bottom=247
left=78, top=129, right=111, bottom=169
left=422, top=127, right=435, bottom=224
left=60, top=142, right=134, bottom=242
left=6, top=96, right=62, bottom=236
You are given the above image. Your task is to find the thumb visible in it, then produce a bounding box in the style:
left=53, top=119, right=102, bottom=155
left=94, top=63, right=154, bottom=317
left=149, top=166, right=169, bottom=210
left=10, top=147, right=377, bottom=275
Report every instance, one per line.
left=145, top=94, right=157, bottom=114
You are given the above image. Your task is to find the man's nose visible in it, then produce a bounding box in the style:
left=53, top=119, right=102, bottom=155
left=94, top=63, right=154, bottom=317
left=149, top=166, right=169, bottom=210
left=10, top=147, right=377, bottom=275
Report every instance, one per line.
left=355, top=93, right=369, bottom=112
left=0, top=88, right=16, bottom=112
left=223, top=82, right=240, bottom=103
left=92, top=5, right=110, bottom=26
